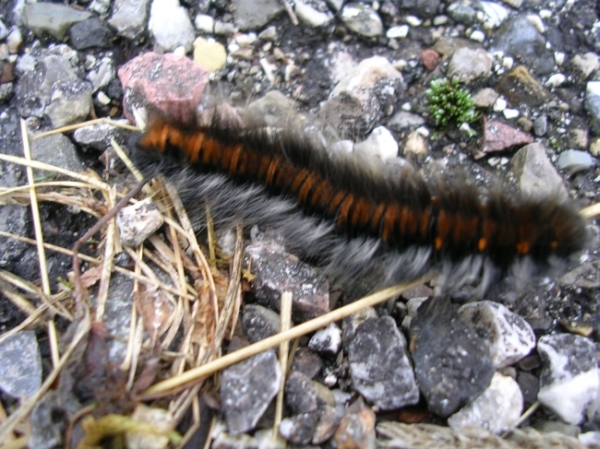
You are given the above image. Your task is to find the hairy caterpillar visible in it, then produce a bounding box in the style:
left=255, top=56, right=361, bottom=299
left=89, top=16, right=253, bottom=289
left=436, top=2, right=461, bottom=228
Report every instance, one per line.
left=131, top=108, right=587, bottom=297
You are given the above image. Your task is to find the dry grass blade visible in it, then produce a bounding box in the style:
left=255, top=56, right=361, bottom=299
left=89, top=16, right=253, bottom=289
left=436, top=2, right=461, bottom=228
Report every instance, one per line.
left=581, top=202, right=600, bottom=218
left=143, top=275, right=432, bottom=396
left=21, top=119, right=51, bottom=298
left=273, top=291, right=293, bottom=441
left=30, top=117, right=140, bottom=140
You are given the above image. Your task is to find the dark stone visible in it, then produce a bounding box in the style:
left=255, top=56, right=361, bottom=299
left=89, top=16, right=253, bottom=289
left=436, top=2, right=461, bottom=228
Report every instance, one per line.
left=290, top=347, right=323, bottom=379
left=285, top=371, right=318, bottom=414
left=69, top=18, right=114, bottom=50
left=241, top=304, right=280, bottom=343
left=410, top=297, right=495, bottom=417
left=348, top=316, right=419, bottom=410
left=517, top=371, right=539, bottom=405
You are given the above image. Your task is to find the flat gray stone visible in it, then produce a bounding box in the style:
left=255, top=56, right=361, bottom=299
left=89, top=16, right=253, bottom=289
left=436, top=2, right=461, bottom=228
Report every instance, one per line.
left=221, top=350, right=281, bottom=434
left=21, top=3, right=91, bottom=40
left=30, top=133, right=84, bottom=175
left=0, top=331, right=42, bottom=398
left=232, top=0, right=284, bottom=30
left=108, top=0, right=150, bottom=39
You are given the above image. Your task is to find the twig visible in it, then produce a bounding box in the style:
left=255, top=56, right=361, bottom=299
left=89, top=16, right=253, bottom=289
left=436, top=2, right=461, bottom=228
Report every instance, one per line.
left=71, top=178, right=149, bottom=309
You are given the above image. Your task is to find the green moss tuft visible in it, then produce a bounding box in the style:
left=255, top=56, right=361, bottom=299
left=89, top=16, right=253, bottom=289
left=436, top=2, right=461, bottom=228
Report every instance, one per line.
left=425, top=79, right=476, bottom=129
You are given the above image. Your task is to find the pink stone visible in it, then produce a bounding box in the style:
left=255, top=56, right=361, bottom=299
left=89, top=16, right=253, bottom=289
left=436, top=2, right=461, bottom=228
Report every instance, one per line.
left=482, top=119, right=533, bottom=153
left=118, top=52, right=209, bottom=124
left=419, top=49, right=440, bottom=71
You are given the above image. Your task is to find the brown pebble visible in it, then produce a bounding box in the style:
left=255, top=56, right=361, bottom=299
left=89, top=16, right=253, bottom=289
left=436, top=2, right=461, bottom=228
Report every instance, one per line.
left=419, top=49, right=440, bottom=71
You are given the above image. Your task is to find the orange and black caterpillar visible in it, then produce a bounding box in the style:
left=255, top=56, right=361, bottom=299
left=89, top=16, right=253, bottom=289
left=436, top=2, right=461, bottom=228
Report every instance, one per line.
left=132, top=110, right=588, bottom=296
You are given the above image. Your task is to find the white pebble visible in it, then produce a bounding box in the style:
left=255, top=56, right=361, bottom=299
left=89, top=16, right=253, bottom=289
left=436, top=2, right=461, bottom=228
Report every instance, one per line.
left=555, top=51, right=566, bottom=65
left=416, top=126, right=429, bottom=137
left=527, top=14, right=545, bottom=33
left=194, top=14, right=214, bottom=33
left=405, top=15, right=422, bottom=26
left=493, top=97, right=507, bottom=112
left=308, top=324, right=342, bottom=354
left=117, top=198, right=165, bottom=247
left=503, top=108, right=519, bottom=119
left=387, top=25, right=409, bottom=39
left=546, top=73, right=566, bottom=87
left=469, top=30, right=485, bottom=42
left=433, top=15, right=448, bottom=25
left=502, top=56, right=514, bottom=69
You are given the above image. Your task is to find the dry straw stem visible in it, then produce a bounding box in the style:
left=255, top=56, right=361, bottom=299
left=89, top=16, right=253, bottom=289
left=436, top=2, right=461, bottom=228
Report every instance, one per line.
left=30, top=117, right=139, bottom=140
left=581, top=202, right=600, bottom=219
left=143, top=275, right=431, bottom=396
left=273, top=291, right=293, bottom=440
left=21, top=119, right=51, bottom=298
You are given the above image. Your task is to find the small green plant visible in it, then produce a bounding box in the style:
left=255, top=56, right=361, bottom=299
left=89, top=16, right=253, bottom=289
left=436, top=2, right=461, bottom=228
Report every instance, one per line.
left=425, top=79, right=476, bottom=130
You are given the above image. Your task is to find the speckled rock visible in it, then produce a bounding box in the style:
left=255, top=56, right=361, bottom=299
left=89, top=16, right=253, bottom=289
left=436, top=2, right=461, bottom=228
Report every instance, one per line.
left=221, top=350, right=282, bottom=434
left=448, top=372, right=523, bottom=433
left=410, top=298, right=495, bottom=418
left=459, top=301, right=536, bottom=368
left=245, top=242, right=330, bottom=321
left=321, top=56, right=403, bottom=136
left=340, top=3, right=383, bottom=37
left=348, top=316, right=419, bottom=410
left=0, top=331, right=42, bottom=398
left=447, top=47, right=493, bottom=83
left=511, top=142, right=568, bottom=200
left=242, top=304, right=280, bottom=343
left=537, top=334, right=599, bottom=425
left=108, top=0, right=150, bottom=39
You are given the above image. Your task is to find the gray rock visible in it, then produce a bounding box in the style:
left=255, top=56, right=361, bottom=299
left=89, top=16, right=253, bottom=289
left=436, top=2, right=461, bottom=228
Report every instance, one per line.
left=459, top=301, right=535, bottom=368
left=448, top=373, right=523, bottom=433
left=0, top=205, right=28, bottom=267
left=309, top=323, right=342, bottom=355
left=30, top=133, right=84, bottom=175
left=28, top=389, right=81, bottom=449
left=320, top=56, right=403, bottom=136
left=0, top=331, right=41, bottom=398
left=69, top=18, right=114, bottom=50
left=479, top=1, right=509, bottom=28
left=108, top=0, right=150, bottom=39
left=348, top=316, right=419, bottom=410
left=290, top=347, right=322, bottom=379
left=246, top=90, right=304, bottom=128
left=397, top=0, right=441, bottom=18
left=98, top=273, right=133, bottom=364
left=340, top=3, right=383, bottom=37
left=585, top=81, right=600, bottom=121
left=279, top=412, right=320, bottom=445
left=447, top=47, right=493, bottom=83
left=285, top=371, right=318, bottom=414
left=517, top=371, right=539, bottom=404
left=295, top=0, right=334, bottom=27
left=313, top=405, right=343, bottom=444
left=116, top=198, right=164, bottom=247
left=242, top=304, right=280, bottom=343
left=537, top=334, right=599, bottom=425
left=221, top=350, right=281, bottom=434
left=533, top=115, right=548, bottom=136
left=447, top=2, right=477, bottom=25
left=557, top=149, right=597, bottom=173
left=491, top=15, right=554, bottom=75
left=86, top=57, right=115, bottom=92
left=232, top=0, right=284, bottom=30
left=0, top=20, right=8, bottom=40
left=560, top=261, right=600, bottom=289
left=510, top=142, right=568, bottom=200
left=21, top=3, right=91, bottom=40
left=245, top=242, right=329, bottom=322
left=72, top=122, right=124, bottom=151
left=387, top=111, right=425, bottom=130
left=16, top=52, right=92, bottom=127
left=472, top=87, right=499, bottom=108
left=410, top=298, right=495, bottom=417
left=148, top=0, right=195, bottom=52
left=571, top=53, right=600, bottom=80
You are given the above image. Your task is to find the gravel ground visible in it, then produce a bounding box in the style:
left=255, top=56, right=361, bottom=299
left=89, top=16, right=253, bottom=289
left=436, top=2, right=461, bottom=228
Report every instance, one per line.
left=0, top=0, right=600, bottom=447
